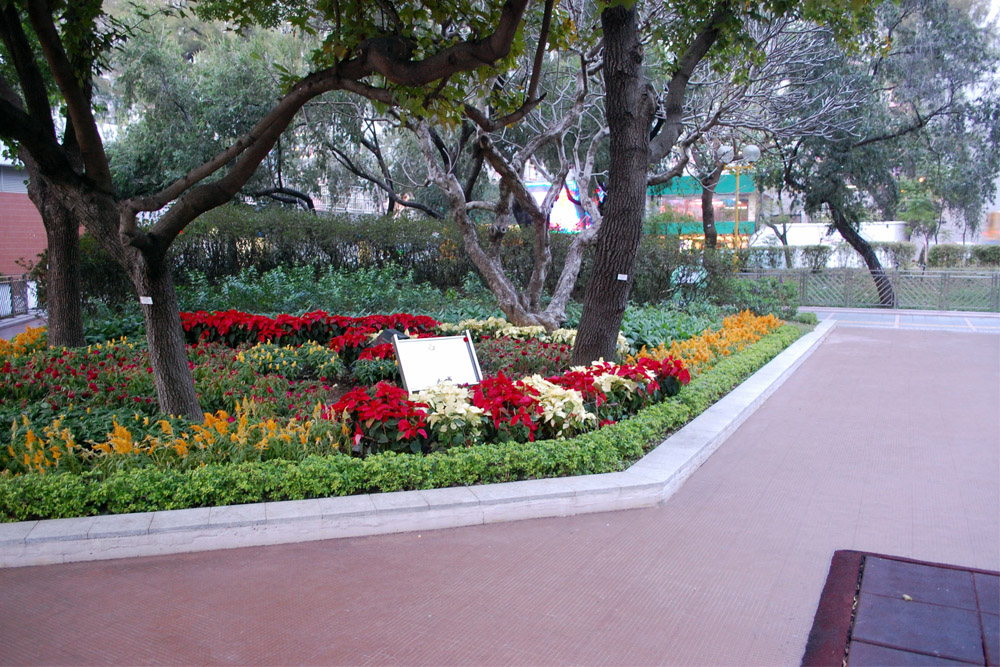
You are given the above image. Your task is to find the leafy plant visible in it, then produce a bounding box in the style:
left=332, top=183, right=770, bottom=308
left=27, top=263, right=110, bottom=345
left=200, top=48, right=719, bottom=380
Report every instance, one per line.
left=475, top=336, right=573, bottom=378
left=927, top=244, right=967, bottom=268
left=621, top=305, right=718, bottom=349
left=721, top=277, right=798, bottom=320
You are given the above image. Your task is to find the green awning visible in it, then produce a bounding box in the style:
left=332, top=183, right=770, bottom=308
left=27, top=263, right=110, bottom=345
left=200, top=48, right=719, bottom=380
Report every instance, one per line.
left=646, top=221, right=755, bottom=235
left=647, top=173, right=756, bottom=196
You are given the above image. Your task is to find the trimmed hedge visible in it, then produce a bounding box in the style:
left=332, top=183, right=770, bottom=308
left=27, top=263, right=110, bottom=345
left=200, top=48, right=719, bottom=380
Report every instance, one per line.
left=928, top=243, right=1000, bottom=268
left=30, top=205, right=713, bottom=309
left=740, top=242, right=918, bottom=270
left=0, top=325, right=803, bottom=522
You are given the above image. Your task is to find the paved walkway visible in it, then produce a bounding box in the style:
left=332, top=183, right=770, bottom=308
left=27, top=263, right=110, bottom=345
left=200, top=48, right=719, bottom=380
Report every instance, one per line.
left=804, top=306, right=1000, bottom=333
left=0, top=312, right=45, bottom=339
left=0, top=327, right=998, bottom=665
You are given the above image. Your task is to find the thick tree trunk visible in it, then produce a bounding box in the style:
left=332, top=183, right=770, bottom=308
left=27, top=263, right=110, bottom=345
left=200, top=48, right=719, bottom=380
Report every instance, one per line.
left=126, top=250, right=203, bottom=420
left=22, top=159, right=86, bottom=348
left=572, top=5, right=654, bottom=365
left=828, top=201, right=895, bottom=307
left=41, top=216, right=85, bottom=348
left=700, top=165, right=724, bottom=250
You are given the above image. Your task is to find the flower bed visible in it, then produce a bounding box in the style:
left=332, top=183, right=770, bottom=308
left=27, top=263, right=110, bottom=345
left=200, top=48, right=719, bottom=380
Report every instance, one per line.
left=0, top=324, right=802, bottom=521
left=0, top=310, right=792, bottom=521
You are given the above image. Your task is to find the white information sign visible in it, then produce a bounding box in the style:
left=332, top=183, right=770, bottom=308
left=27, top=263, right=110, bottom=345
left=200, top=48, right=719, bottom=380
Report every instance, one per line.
left=393, top=331, right=483, bottom=393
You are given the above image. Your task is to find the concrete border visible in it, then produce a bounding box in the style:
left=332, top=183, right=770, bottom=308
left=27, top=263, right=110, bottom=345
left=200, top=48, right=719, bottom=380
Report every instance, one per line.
left=0, top=320, right=835, bottom=567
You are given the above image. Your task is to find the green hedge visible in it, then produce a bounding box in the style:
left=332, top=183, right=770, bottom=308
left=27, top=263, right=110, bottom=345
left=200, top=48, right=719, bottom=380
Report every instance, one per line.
left=32, top=205, right=714, bottom=310
left=740, top=242, right=918, bottom=270
left=0, top=325, right=803, bottom=522
left=927, top=243, right=1000, bottom=268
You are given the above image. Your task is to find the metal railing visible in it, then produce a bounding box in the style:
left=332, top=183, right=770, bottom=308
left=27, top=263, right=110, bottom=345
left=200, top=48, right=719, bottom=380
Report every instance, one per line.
left=0, top=276, right=31, bottom=319
left=738, top=268, right=1000, bottom=312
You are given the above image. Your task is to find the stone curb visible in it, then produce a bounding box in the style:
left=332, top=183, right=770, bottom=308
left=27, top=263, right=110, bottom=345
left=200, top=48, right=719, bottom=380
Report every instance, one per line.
left=0, top=320, right=836, bottom=568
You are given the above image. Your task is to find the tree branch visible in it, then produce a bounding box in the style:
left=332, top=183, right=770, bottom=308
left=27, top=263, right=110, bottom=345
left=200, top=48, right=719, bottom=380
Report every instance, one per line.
left=650, top=3, right=733, bottom=164
left=336, top=0, right=531, bottom=86
left=24, top=0, right=112, bottom=191
left=0, top=4, right=55, bottom=139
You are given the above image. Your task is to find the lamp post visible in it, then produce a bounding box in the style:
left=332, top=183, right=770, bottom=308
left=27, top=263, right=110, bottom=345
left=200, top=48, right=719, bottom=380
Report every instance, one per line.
left=720, top=144, right=760, bottom=250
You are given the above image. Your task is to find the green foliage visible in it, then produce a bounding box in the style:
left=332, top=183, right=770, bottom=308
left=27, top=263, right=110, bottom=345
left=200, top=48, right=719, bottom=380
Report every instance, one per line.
left=25, top=234, right=135, bottom=311
left=176, top=264, right=497, bottom=321
left=871, top=242, right=917, bottom=269
left=970, top=245, right=1000, bottom=267
left=0, top=325, right=803, bottom=521
left=350, top=358, right=400, bottom=386
left=621, top=305, right=719, bottom=349
left=722, top=277, right=799, bottom=320
left=191, top=0, right=537, bottom=123
left=927, top=244, right=967, bottom=268
left=755, top=0, right=999, bottom=258
left=108, top=17, right=310, bottom=198
left=475, top=337, right=573, bottom=378
left=800, top=245, right=834, bottom=272
left=792, top=311, right=819, bottom=325
left=82, top=304, right=146, bottom=344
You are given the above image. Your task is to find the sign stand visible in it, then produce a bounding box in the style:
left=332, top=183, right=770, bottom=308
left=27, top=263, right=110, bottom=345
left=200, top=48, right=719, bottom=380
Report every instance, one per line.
left=392, top=330, right=484, bottom=393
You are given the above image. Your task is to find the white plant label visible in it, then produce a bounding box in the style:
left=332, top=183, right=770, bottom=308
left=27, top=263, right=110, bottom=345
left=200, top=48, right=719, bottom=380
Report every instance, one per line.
left=140, top=296, right=153, bottom=305
left=617, top=274, right=628, bottom=281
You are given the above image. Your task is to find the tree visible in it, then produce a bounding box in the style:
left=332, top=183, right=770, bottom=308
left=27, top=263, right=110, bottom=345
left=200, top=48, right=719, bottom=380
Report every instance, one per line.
left=680, top=18, right=867, bottom=249
left=107, top=15, right=310, bottom=205
left=572, top=0, right=877, bottom=364
left=0, top=0, right=543, bottom=419
left=759, top=0, right=999, bottom=305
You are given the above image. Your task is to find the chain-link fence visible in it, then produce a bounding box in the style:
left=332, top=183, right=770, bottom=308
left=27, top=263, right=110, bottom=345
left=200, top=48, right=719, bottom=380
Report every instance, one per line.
left=738, top=269, right=1000, bottom=312
left=0, top=277, right=31, bottom=319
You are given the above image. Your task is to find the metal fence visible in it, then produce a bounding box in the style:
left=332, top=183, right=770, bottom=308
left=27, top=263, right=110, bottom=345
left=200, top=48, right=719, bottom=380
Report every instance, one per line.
left=0, top=276, right=31, bottom=319
left=738, top=269, right=1000, bottom=312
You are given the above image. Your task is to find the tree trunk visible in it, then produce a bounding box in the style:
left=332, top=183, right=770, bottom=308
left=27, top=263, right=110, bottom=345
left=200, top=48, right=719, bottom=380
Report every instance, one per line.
left=41, top=215, right=85, bottom=348
left=700, top=165, right=724, bottom=250
left=828, top=201, right=895, bottom=307
left=572, top=5, right=654, bottom=365
left=23, top=167, right=85, bottom=348
left=126, top=249, right=204, bottom=420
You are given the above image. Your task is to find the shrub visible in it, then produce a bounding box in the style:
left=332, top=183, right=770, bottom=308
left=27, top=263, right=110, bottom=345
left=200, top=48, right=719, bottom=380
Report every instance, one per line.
left=800, top=245, right=834, bottom=271
left=970, top=245, right=1000, bottom=267
left=719, top=277, right=798, bottom=320
left=24, top=234, right=134, bottom=310
left=872, top=241, right=917, bottom=269
left=741, top=245, right=791, bottom=270
left=927, top=244, right=967, bottom=268
left=620, top=305, right=718, bottom=349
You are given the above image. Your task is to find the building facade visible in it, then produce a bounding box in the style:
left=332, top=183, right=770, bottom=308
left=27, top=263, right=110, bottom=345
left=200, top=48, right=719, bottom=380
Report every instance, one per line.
left=0, top=162, right=45, bottom=276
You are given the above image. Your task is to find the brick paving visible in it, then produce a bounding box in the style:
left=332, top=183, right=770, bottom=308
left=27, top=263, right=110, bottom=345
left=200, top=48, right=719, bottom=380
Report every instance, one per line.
left=0, top=327, right=997, bottom=665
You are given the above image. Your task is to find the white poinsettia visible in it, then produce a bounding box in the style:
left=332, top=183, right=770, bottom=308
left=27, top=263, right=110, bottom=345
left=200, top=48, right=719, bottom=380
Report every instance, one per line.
left=592, top=373, right=638, bottom=394
left=520, top=375, right=596, bottom=437
left=412, top=381, right=483, bottom=434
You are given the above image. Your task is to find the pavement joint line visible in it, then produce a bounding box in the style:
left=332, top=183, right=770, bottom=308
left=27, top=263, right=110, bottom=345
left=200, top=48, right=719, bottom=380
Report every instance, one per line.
left=0, top=320, right=836, bottom=568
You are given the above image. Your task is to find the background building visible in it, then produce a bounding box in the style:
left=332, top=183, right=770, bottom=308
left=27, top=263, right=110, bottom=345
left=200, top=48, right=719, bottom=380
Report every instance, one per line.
left=0, top=158, right=45, bottom=276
